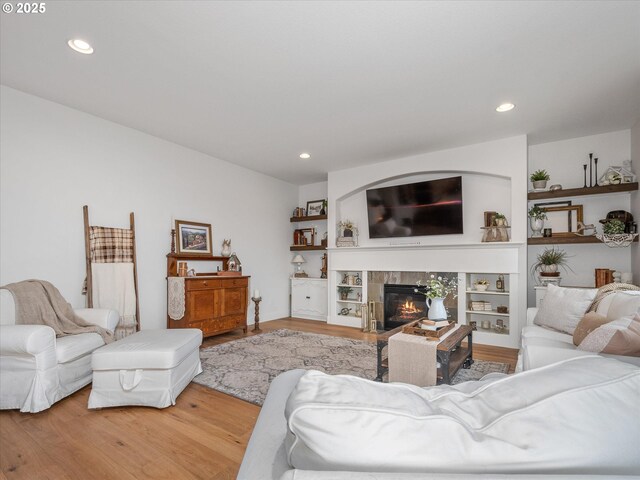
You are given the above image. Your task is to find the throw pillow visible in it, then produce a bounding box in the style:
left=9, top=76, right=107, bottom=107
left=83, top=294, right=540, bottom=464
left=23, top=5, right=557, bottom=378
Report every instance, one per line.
left=605, top=292, right=640, bottom=321
left=578, top=314, right=640, bottom=357
left=534, top=284, right=597, bottom=335
left=573, top=312, right=610, bottom=346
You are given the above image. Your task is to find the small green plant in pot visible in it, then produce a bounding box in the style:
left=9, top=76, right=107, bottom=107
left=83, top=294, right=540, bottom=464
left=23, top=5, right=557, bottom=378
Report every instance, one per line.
left=338, top=286, right=353, bottom=300
left=530, top=169, right=550, bottom=190
left=603, top=219, right=625, bottom=235
left=494, top=213, right=508, bottom=226
left=531, top=247, right=573, bottom=277
left=528, top=205, right=548, bottom=238
left=474, top=279, right=490, bottom=291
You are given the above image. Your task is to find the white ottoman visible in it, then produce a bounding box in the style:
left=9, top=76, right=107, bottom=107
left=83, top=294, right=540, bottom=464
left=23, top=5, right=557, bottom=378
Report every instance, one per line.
left=88, top=329, right=203, bottom=409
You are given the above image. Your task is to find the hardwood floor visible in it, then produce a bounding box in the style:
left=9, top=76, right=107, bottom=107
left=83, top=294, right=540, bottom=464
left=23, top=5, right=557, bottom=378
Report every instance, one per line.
left=1, top=318, right=519, bottom=479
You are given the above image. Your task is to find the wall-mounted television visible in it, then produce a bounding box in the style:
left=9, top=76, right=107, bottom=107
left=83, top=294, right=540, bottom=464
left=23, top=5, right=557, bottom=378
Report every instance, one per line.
left=366, top=176, right=463, bottom=238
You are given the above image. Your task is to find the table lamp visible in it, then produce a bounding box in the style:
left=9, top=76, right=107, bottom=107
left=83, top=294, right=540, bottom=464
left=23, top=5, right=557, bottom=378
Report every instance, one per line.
left=292, top=254, right=307, bottom=277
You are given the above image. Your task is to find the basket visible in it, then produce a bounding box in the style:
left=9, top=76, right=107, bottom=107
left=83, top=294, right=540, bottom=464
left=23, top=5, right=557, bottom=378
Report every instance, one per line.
left=401, top=319, right=455, bottom=340
left=596, top=233, right=638, bottom=248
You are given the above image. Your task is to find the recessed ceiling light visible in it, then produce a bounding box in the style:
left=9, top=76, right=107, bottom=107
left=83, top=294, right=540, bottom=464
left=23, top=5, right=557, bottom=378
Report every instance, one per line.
left=67, top=39, right=94, bottom=55
left=299, top=153, right=311, bottom=159
left=496, top=103, right=515, bottom=113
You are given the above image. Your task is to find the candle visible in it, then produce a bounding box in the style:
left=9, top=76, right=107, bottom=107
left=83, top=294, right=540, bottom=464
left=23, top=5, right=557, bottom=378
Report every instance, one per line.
left=254, top=289, right=260, bottom=299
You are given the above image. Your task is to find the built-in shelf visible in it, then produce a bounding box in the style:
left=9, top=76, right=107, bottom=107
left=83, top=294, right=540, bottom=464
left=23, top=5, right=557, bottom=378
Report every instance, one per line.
left=527, top=182, right=637, bottom=201
left=466, top=290, right=510, bottom=296
left=290, top=214, right=327, bottom=223
left=337, top=299, right=361, bottom=304
left=475, top=327, right=510, bottom=335
left=465, top=310, right=510, bottom=317
left=290, top=245, right=327, bottom=251
left=527, top=236, right=638, bottom=245
left=337, top=284, right=362, bottom=288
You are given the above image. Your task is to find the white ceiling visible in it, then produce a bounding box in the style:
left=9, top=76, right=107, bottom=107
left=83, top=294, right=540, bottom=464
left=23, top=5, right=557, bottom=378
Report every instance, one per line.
left=2, top=1, right=639, bottom=185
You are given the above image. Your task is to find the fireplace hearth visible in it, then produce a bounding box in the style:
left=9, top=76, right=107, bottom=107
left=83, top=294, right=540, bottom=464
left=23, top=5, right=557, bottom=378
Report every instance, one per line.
left=383, top=284, right=428, bottom=330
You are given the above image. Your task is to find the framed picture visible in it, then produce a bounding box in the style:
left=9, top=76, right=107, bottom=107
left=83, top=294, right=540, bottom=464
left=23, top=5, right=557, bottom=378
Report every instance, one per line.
left=300, top=228, right=316, bottom=246
left=175, top=220, right=212, bottom=255
left=541, top=205, right=583, bottom=237
left=534, top=201, right=572, bottom=233
left=306, top=199, right=325, bottom=217
left=483, top=211, right=497, bottom=227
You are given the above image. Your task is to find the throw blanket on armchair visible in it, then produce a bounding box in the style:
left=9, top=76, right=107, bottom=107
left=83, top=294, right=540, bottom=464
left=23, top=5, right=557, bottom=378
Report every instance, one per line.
left=1, top=280, right=114, bottom=343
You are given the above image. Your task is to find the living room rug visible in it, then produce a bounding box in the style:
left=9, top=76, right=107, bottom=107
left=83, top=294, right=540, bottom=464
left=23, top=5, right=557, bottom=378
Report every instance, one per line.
left=194, top=329, right=509, bottom=405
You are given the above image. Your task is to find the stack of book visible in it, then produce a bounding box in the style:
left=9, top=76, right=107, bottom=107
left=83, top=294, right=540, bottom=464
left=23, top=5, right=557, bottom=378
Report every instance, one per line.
left=469, top=300, right=492, bottom=311
left=419, top=319, right=450, bottom=331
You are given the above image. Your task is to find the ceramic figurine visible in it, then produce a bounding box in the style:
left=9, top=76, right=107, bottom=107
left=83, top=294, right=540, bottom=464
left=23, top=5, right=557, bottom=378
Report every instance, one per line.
left=221, top=239, right=231, bottom=257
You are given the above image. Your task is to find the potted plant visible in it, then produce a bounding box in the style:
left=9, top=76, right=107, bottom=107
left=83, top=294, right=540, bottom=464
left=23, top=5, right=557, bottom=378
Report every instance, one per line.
left=414, top=275, right=460, bottom=320
left=494, top=213, right=508, bottom=227
left=531, top=247, right=573, bottom=277
left=320, top=199, right=328, bottom=215
left=338, top=286, right=352, bottom=300
left=603, top=219, right=626, bottom=235
left=528, top=205, right=548, bottom=238
left=530, top=169, right=551, bottom=190
left=474, top=279, right=490, bottom=291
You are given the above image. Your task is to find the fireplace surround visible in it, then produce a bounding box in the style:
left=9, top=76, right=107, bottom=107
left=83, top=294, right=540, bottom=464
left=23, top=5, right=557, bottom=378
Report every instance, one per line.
left=383, top=284, right=427, bottom=330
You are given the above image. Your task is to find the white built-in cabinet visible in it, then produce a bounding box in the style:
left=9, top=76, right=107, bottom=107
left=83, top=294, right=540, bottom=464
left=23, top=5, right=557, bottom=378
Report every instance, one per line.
left=291, top=278, right=328, bottom=321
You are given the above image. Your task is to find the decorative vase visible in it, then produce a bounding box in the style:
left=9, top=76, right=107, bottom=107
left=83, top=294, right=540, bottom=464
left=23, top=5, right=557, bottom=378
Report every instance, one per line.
left=340, top=292, right=348, bottom=300
left=532, top=180, right=548, bottom=190
left=540, top=264, right=558, bottom=274
left=475, top=284, right=488, bottom=292
left=530, top=218, right=544, bottom=238
left=426, top=297, right=447, bottom=321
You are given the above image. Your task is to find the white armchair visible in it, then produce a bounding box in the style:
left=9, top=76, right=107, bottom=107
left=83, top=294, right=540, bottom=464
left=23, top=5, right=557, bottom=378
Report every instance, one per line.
left=0, top=289, right=119, bottom=413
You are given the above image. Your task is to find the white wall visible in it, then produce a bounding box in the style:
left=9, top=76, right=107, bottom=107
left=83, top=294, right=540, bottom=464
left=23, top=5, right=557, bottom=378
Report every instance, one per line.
left=0, top=86, right=297, bottom=328
left=328, top=136, right=528, bottom=246
left=528, top=130, right=633, bottom=305
left=296, top=181, right=328, bottom=278
left=631, top=121, right=640, bottom=285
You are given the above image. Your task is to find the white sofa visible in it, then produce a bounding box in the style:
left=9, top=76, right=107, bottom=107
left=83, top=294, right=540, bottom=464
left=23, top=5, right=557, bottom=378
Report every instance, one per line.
left=518, top=289, right=640, bottom=372
left=0, top=289, right=119, bottom=413
left=239, top=356, right=640, bottom=479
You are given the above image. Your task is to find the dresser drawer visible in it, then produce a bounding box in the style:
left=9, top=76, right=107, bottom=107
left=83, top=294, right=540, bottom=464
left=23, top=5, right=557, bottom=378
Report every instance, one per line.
left=186, top=278, right=221, bottom=291
left=204, top=315, right=243, bottom=334
left=219, top=277, right=249, bottom=288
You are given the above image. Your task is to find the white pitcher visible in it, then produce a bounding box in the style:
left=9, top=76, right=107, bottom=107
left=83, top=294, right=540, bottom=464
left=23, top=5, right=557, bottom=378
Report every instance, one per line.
left=427, top=297, right=447, bottom=321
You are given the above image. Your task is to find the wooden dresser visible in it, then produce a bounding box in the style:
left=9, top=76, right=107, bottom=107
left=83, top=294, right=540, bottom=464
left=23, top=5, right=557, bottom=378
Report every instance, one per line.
left=166, top=254, right=249, bottom=337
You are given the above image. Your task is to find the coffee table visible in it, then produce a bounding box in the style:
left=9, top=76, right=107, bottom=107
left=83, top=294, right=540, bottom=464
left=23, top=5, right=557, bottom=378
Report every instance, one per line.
left=376, top=324, right=473, bottom=385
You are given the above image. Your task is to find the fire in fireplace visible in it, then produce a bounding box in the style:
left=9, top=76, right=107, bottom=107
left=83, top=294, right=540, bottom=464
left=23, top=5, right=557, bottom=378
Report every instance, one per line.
left=383, top=284, right=428, bottom=330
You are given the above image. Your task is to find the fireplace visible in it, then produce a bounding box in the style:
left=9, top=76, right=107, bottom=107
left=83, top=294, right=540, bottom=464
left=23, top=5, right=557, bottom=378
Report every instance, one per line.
left=383, top=284, right=428, bottom=330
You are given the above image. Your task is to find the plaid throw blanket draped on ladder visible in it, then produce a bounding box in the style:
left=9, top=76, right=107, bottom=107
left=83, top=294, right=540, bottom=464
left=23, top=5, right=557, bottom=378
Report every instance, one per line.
left=87, top=226, right=137, bottom=339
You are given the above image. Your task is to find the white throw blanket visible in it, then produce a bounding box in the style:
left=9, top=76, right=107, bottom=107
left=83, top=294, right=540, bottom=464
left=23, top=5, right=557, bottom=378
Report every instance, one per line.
left=167, top=277, right=186, bottom=320
left=91, top=263, right=137, bottom=339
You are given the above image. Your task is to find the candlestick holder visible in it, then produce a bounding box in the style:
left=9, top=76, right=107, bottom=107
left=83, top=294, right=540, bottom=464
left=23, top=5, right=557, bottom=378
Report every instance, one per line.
left=251, top=296, right=262, bottom=332
left=170, top=229, right=176, bottom=253
left=594, top=158, right=599, bottom=187
left=589, top=153, right=593, bottom=187
left=583, top=164, right=587, bottom=188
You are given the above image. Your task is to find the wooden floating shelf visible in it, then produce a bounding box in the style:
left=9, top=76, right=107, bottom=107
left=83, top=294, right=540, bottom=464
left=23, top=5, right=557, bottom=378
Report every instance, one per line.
left=527, top=236, right=638, bottom=245
left=290, top=245, right=327, bottom=251
left=290, top=214, right=328, bottom=223
left=527, top=182, right=637, bottom=200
